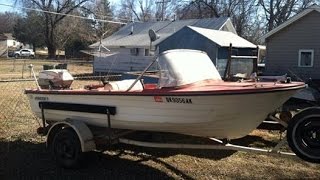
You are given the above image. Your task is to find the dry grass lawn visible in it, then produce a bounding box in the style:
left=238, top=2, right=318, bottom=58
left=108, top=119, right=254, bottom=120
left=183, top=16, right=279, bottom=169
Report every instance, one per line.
left=0, top=58, right=319, bottom=179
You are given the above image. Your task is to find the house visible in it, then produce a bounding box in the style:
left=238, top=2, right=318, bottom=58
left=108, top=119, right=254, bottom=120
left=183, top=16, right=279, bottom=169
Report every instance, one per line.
left=262, top=5, right=320, bottom=80
left=90, top=17, right=237, bottom=74
left=3, top=33, right=23, bottom=48
left=158, top=26, right=257, bottom=76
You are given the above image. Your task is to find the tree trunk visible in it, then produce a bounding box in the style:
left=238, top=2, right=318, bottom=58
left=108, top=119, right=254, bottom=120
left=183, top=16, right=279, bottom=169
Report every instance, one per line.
left=46, top=25, right=56, bottom=59
left=32, top=43, right=36, bottom=53
left=47, top=43, right=56, bottom=59
left=268, top=15, right=275, bottom=31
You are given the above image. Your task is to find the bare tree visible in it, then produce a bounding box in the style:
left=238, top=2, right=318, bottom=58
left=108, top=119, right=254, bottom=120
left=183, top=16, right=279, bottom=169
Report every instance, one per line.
left=118, top=0, right=154, bottom=22
left=55, top=10, right=94, bottom=56
left=117, top=0, right=180, bottom=22
left=89, top=0, right=119, bottom=38
left=258, top=0, right=319, bottom=31
left=189, top=0, right=240, bottom=18
left=17, top=0, right=91, bottom=59
left=175, top=1, right=204, bottom=19
left=0, top=12, right=20, bottom=34
left=155, top=0, right=171, bottom=21
left=175, top=0, right=258, bottom=38
left=13, top=11, right=45, bottom=51
left=139, top=0, right=153, bottom=21
left=232, top=0, right=257, bottom=37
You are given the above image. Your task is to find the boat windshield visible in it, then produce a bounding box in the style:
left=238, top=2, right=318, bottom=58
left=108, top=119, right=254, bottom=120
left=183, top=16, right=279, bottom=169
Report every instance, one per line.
left=157, top=49, right=222, bottom=88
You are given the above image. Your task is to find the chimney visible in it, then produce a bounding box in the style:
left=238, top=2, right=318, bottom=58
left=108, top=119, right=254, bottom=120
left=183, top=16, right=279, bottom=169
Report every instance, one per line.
left=130, top=17, right=134, bottom=35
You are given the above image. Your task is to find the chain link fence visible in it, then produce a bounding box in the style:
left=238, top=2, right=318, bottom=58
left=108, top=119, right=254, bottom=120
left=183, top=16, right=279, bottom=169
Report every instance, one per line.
left=0, top=80, right=39, bottom=140
left=0, top=57, right=158, bottom=140
left=0, top=58, right=114, bottom=140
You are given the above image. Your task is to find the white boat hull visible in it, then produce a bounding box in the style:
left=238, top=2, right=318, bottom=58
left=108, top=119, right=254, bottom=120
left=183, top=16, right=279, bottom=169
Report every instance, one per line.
left=26, top=89, right=296, bottom=139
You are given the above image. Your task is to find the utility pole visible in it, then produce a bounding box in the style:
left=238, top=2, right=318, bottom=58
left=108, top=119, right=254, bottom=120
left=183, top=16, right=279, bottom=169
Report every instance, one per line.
left=155, top=0, right=171, bottom=21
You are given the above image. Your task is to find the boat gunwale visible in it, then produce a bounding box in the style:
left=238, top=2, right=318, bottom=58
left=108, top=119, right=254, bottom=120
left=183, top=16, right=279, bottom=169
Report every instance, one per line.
left=25, top=83, right=306, bottom=96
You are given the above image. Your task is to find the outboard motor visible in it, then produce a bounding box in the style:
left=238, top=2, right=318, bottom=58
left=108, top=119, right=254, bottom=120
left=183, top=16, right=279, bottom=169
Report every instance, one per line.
left=38, top=69, right=74, bottom=89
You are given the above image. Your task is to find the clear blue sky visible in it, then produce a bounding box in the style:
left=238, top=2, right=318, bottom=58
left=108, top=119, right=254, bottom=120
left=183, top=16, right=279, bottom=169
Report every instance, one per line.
left=0, top=0, right=121, bottom=13
left=0, top=0, right=16, bottom=13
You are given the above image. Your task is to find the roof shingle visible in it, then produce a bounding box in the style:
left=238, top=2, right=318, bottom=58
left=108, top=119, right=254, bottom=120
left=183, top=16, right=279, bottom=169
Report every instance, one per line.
left=188, top=26, right=256, bottom=48
left=90, top=17, right=231, bottom=48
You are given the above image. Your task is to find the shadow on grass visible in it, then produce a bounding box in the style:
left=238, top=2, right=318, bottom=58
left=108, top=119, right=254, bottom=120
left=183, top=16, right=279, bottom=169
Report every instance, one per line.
left=231, top=134, right=278, bottom=148
left=0, top=140, right=176, bottom=180
left=0, top=132, right=281, bottom=180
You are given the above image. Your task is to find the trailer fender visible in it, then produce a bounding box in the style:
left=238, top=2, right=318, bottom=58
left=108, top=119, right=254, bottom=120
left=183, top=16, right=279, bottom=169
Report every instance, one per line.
left=47, top=119, right=96, bottom=152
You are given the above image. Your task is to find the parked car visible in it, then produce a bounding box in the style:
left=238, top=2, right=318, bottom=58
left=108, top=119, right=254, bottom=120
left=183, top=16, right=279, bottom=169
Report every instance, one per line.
left=14, top=49, right=35, bottom=58
left=7, top=50, right=14, bottom=57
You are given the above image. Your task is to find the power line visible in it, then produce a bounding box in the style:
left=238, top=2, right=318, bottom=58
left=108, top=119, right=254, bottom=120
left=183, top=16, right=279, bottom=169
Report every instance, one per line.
left=0, top=3, right=127, bottom=25
left=93, top=11, right=137, bottom=22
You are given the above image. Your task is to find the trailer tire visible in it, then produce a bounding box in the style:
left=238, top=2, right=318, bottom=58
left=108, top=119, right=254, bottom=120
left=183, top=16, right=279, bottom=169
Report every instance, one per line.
left=287, top=108, right=320, bottom=163
left=51, top=127, right=83, bottom=168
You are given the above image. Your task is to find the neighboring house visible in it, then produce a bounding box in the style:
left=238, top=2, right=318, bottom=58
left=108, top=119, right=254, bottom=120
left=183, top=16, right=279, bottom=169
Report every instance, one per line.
left=158, top=26, right=257, bottom=76
left=4, top=33, right=23, bottom=48
left=90, top=17, right=237, bottom=74
left=262, top=5, right=320, bottom=80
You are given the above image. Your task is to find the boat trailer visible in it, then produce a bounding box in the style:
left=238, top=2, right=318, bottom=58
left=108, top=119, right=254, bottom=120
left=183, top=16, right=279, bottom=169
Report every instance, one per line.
left=36, top=101, right=319, bottom=168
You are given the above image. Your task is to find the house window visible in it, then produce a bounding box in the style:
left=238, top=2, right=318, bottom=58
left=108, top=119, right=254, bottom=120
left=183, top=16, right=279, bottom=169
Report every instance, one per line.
left=298, top=49, right=314, bottom=67
left=130, top=48, right=139, bottom=56
left=144, top=49, right=150, bottom=56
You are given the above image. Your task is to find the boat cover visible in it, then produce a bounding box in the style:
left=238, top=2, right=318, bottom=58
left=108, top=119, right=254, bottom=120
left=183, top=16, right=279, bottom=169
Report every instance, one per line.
left=157, top=49, right=222, bottom=88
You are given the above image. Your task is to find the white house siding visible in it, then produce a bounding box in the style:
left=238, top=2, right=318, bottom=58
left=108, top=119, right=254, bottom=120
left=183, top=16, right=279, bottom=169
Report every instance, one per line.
left=93, top=48, right=154, bottom=74
left=7, top=39, right=22, bottom=48
left=265, top=11, right=320, bottom=80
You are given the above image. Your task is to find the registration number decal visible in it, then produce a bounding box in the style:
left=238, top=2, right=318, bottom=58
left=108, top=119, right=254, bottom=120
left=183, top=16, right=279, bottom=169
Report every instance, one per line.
left=34, top=96, right=49, bottom=101
left=166, top=97, right=192, bottom=104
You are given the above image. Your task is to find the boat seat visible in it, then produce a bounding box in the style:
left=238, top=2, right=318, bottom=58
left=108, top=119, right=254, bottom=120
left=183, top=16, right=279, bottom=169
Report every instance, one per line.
left=104, top=79, right=144, bottom=91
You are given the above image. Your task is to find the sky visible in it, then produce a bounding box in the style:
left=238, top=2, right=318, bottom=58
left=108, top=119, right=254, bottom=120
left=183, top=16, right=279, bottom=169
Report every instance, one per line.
left=0, top=0, right=121, bottom=13
left=109, top=0, right=121, bottom=6
left=0, top=0, right=15, bottom=13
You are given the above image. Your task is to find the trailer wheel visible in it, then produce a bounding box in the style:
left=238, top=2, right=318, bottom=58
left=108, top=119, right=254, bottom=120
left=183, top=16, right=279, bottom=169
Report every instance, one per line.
left=287, top=109, right=320, bottom=163
left=51, top=127, right=83, bottom=168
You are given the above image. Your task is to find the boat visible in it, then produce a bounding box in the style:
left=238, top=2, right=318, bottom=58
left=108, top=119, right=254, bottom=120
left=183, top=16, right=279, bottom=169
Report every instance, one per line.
left=25, top=49, right=305, bottom=140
